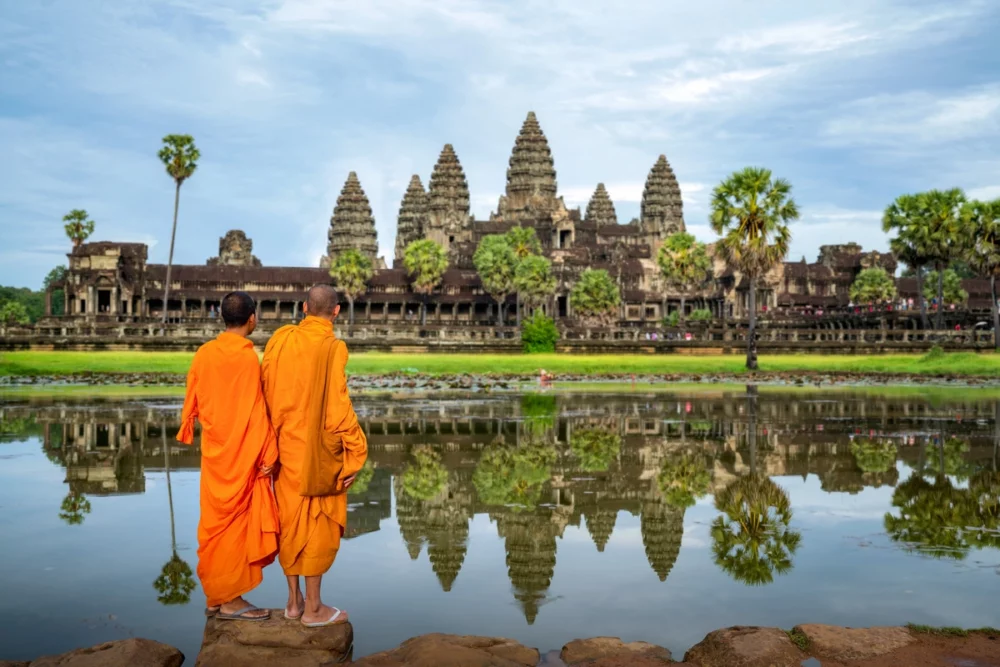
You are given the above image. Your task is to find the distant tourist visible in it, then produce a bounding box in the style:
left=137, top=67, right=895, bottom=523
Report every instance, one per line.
left=176, top=291, right=278, bottom=622
left=539, top=369, right=553, bottom=387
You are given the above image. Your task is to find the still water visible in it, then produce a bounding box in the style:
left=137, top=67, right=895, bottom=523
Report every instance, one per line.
left=0, top=388, right=998, bottom=662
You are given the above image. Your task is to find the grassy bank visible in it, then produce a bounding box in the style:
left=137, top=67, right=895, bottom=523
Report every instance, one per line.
left=3, top=350, right=1000, bottom=377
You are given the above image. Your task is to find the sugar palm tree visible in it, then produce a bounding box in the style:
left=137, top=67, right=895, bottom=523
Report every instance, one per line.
left=657, top=232, right=711, bottom=322
left=62, top=209, right=95, bottom=248
left=328, top=248, right=373, bottom=327
left=58, top=490, right=92, bottom=525
left=513, top=254, right=557, bottom=317
left=157, top=134, right=200, bottom=332
left=153, top=423, right=195, bottom=605
left=403, top=239, right=448, bottom=326
left=920, top=189, right=968, bottom=329
left=884, top=194, right=932, bottom=330
left=506, top=226, right=542, bottom=325
left=710, top=167, right=799, bottom=370
left=473, top=235, right=517, bottom=329
left=964, top=198, right=1000, bottom=348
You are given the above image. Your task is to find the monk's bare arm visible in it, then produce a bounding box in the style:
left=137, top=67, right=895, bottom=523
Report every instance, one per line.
left=326, top=340, right=368, bottom=480
left=177, top=353, right=201, bottom=445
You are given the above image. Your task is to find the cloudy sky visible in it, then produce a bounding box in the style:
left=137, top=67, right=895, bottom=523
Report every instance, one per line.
left=2, top=0, right=999, bottom=288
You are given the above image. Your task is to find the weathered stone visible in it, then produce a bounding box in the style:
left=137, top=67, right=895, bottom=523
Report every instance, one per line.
left=207, top=229, right=261, bottom=267
left=322, top=171, right=379, bottom=267
left=561, top=637, right=671, bottom=664
left=30, top=639, right=183, bottom=667
left=640, top=500, right=683, bottom=582
left=640, top=154, right=685, bottom=241
left=195, top=610, right=352, bottom=667
left=0, top=661, right=30, bottom=667
left=497, top=111, right=559, bottom=221
left=583, top=507, right=616, bottom=552
left=794, top=623, right=915, bottom=661
left=584, top=183, right=618, bottom=227
left=425, top=144, right=472, bottom=252
left=683, top=626, right=804, bottom=667
left=394, top=174, right=429, bottom=261
left=352, top=634, right=538, bottom=667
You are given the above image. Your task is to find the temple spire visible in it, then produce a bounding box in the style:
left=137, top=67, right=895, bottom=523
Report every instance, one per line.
left=322, top=171, right=378, bottom=267
left=584, top=183, right=618, bottom=227
left=394, top=174, right=428, bottom=262
left=640, top=155, right=684, bottom=241
left=425, top=144, right=472, bottom=255
left=495, top=111, right=564, bottom=223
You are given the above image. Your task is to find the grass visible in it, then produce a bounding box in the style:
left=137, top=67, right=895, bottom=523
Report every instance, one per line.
left=905, top=624, right=1000, bottom=637
left=5, top=350, right=1000, bottom=378
left=785, top=628, right=809, bottom=651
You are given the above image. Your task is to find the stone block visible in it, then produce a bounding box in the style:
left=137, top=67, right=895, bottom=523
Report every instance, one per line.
left=683, top=626, right=805, bottom=667
left=29, top=639, right=183, bottom=667
left=195, top=610, right=352, bottom=666
left=560, top=637, right=672, bottom=665
left=352, top=634, right=538, bottom=667
left=794, top=623, right=914, bottom=661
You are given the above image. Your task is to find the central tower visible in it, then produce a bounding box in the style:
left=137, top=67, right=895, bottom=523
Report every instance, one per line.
left=494, top=111, right=569, bottom=225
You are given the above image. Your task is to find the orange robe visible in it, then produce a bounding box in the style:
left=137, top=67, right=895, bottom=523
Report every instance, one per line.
left=261, top=316, right=368, bottom=576
left=177, top=332, right=280, bottom=607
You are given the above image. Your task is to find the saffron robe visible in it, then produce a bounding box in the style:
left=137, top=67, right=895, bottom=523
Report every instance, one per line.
left=177, top=332, right=280, bottom=607
left=261, top=316, right=368, bottom=576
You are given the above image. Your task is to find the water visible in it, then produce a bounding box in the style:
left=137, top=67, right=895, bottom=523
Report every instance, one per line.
left=1, top=388, right=998, bottom=662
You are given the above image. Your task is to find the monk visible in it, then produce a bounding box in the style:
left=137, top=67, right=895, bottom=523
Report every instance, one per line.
left=261, top=284, right=368, bottom=627
left=177, top=291, right=279, bottom=622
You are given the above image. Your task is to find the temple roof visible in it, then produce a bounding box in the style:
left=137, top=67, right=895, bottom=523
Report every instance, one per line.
left=326, top=171, right=379, bottom=263
left=395, top=174, right=429, bottom=261
left=640, top=155, right=684, bottom=238
left=585, top=183, right=618, bottom=227
left=427, top=144, right=471, bottom=220
left=504, top=111, right=557, bottom=202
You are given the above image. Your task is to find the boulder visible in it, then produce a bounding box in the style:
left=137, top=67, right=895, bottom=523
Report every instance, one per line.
left=195, top=610, right=352, bottom=667
left=352, top=634, right=538, bottom=667
left=794, top=624, right=914, bottom=661
left=560, top=637, right=672, bottom=665
left=683, top=626, right=805, bottom=667
left=0, top=661, right=30, bottom=667
left=29, top=639, right=183, bottom=667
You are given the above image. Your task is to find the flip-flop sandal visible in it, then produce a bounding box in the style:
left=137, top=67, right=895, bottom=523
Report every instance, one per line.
left=216, top=605, right=270, bottom=622
left=284, top=607, right=303, bottom=620
left=301, top=607, right=347, bottom=627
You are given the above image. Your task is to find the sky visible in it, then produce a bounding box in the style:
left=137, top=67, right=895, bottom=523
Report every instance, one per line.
left=2, top=0, right=1000, bottom=289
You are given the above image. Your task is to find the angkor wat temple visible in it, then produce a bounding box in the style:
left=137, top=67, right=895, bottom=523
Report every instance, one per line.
left=17, top=111, right=996, bottom=350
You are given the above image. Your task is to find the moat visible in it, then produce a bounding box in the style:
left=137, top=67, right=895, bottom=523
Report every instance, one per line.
left=1, top=388, right=998, bottom=662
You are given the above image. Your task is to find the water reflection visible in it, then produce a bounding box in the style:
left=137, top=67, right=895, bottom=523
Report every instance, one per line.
left=2, top=389, right=999, bottom=629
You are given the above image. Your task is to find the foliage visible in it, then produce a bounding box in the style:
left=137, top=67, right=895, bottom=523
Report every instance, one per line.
left=884, top=474, right=975, bottom=560
left=473, top=235, right=517, bottom=317
left=403, top=239, right=449, bottom=296
left=569, top=427, right=622, bottom=472
left=786, top=628, right=810, bottom=651
left=922, top=345, right=946, bottom=361
left=711, top=475, right=801, bottom=586
left=0, top=301, right=30, bottom=326
left=964, top=199, right=1000, bottom=279
left=689, top=308, right=713, bottom=322
left=521, top=312, right=559, bottom=353
left=514, top=254, right=557, bottom=309
left=62, top=209, right=95, bottom=248
left=850, top=439, right=897, bottom=474
left=153, top=552, right=196, bottom=605
left=158, top=135, right=200, bottom=184
left=472, top=442, right=556, bottom=511
left=662, top=311, right=680, bottom=327
left=348, top=459, right=375, bottom=496
left=570, top=269, right=620, bottom=325
left=521, top=393, right=557, bottom=438
left=922, top=269, right=968, bottom=305
left=505, top=226, right=542, bottom=259
left=657, top=451, right=712, bottom=508
left=58, top=491, right=92, bottom=525
left=399, top=445, right=448, bottom=501
left=0, top=286, right=44, bottom=323
left=0, top=415, right=38, bottom=440
left=329, top=248, right=373, bottom=324
left=657, top=232, right=711, bottom=292
left=44, top=266, right=67, bottom=315
left=922, top=438, right=972, bottom=480
left=849, top=267, right=897, bottom=305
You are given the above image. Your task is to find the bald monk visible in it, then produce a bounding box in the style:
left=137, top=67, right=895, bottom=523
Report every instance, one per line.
left=177, top=291, right=278, bottom=622
left=261, top=284, right=368, bottom=627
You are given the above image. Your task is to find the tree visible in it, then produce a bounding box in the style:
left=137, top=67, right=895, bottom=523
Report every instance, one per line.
left=963, top=198, right=1000, bottom=348
left=328, top=248, right=373, bottom=326
left=44, top=265, right=67, bottom=315
left=922, top=269, right=967, bottom=307
left=472, top=442, right=556, bottom=511
left=157, top=134, right=200, bottom=332
left=58, top=491, right=92, bottom=525
left=657, top=452, right=712, bottom=509
left=154, top=425, right=195, bottom=605
left=403, top=239, right=448, bottom=326
left=657, top=232, right=711, bottom=322
left=473, top=235, right=517, bottom=328
left=62, top=209, right=95, bottom=248
left=506, top=226, right=542, bottom=324
left=0, top=301, right=30, bottom=326
left=920, top=189, right=968, bottom=329
left=348, top=460, right=376, bottom=496
left=710, top=167, right=798, bottom=370
left=849, top=267, right=897, bottom=306
left=569, top=427, right=622, bottom=472
left=514, top=254, right=557, bottom=314
left=521, top=311, right=559, bottom=353
left=570, top=269, right=620, bottom=325
left=400, top=446, right=448, bottom=501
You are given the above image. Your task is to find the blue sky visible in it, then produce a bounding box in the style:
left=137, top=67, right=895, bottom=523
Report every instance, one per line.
left=2, top=0, right=999, bottom=289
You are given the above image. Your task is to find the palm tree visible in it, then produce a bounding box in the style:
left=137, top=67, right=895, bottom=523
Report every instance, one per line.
left=569, top=427, right=621, bottom=472
left=154, top=423, right=195, bottom=605
left=157, top=134, right=200, bottom=332
left=58, top=490, right=92, bottom=525
left=328, top=248, right=373, bottom=327
left=403, top=239, right=448, bottom=326
left=569, top=269, right=620, bottom=325
left=885, top=204, right=931, bottom=330
left=399, top=446, right=449, bottom=501
left=62, top=209, right=95, bottom=248
left=513, top=254, right=557, bottom=318
left=505, top=226, right=542, bottom=325
left=657, top=232, right=711, bottom=322
left=473, top=235, right=517, bottom=329
left=964, top=198, right=1000, bottom=348
left=710, top=167, right=799, bottom=370
left=657, top=452, right=712, bottom=509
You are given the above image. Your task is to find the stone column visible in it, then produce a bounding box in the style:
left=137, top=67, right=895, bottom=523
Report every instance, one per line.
left=364, top=301, right=370, bottom=322
left=45, top=290, right=52, bottom=316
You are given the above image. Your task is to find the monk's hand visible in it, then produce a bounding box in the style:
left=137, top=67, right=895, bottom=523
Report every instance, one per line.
left=342, top=474, right=357, bottom=489
left=259, top=464, right=275, bottom=477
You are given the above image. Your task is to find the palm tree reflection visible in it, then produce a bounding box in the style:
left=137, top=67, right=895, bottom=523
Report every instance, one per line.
left=153, top=423, right=195, bottom=606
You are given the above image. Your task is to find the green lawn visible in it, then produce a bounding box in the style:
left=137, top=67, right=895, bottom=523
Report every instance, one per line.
left=3, top=350, right=1000, bottom=377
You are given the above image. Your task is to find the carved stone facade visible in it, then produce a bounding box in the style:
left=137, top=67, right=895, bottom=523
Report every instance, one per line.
left=394, top=175, right=429, bottom=262
left=585, top=183, right=618, bottom=227
left=321, top=171, right=379, bottom=268
left=640, top=155, right=685, bottom=243
left=424, top=144, right=474, bottom=259
left=207, top=229, right=261, bottom=267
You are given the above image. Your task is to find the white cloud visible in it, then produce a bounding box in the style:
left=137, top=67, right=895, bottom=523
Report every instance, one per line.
left=967, top=185, right=1000, bottom=200
left=718, top=21, right=871, bottom=55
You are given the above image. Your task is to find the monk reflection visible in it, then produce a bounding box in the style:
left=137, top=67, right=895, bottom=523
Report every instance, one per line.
left=177, top=291, right=280, bottom=621
left=262, top=284, right=369, bottom=627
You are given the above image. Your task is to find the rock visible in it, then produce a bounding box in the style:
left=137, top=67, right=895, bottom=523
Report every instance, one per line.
left=352, top=634, right=538, bottom=667
left=0, top=661, right=30, bottom=667
left=195, top=610, right=352, bottom=667
left=560, top=637, right=671, bottom=665
left=683, top=626, right=804, bottom=667
left=29, top=639, right=183, bottom=667
left=794, top=624, right=915, bottom=661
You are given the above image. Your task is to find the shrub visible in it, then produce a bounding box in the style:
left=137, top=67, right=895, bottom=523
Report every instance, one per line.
left=521, top=312, right=558, bottom=353
left=662, top=311, right=680, bottom=327
left=689, top=308, right=713, bottom=322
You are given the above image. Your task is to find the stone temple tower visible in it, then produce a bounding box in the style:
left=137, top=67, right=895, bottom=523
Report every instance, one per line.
left=321, top=171, right=379, bottom=268
left=639, top=155, right=685, bottom=244
left=394, top=174, right=429, bottom=262
left=424, top=144, right=473, bottom=256
left=584, top=183, right=618, bottom=227
left=495, top=111, right=568, bottom=224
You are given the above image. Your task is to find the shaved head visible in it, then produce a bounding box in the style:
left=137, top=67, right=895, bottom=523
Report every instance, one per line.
left=306, top=284, right=339, bottom=317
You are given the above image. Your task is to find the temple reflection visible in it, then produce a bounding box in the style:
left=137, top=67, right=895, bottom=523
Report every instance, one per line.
left=5, top=389, right=999, bottom=624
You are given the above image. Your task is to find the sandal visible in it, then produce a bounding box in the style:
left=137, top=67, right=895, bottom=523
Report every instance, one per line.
left=301, top=607, right=348, bottom=627
left=216, top=605, right=270, bottom=622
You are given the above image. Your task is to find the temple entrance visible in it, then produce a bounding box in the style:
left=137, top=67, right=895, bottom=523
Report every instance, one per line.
left=558, top=230, right=572, bottom=248
left=557, top=296, right=568, bottom=318
left=97, top=290, right=112, bottom=314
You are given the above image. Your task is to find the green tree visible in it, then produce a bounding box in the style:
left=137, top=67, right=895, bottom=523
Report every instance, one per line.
left=569, top=428, right=622, bottom=472
left=922, top=269, right=967, bottom=307
left=570, top=269, right=620, bottom=325
left=154, top=552, right=197, bottom=605
left=506, top=226, right=543, bottom=325
left=657, top=232, right=711, bottom=322
left=473, top=235, right=517, bottom=328
left=963, top=198, right=1000, bottom=347
left=657, top=452, right=712, bottom=509
left=328, top=248, right=373, bottom=326
left=921, top=189, right=968, bottom=328
left=886, top=197, right=932, bottom=330
left=514, top=254, right=557, bottom=314
left=849, top=267, right=897, bottom=306
left=157, top=134, right=200, bottom=332
left=62, top=209, right=95, bottom=248
left=403, top=239, right=448, bottom=326
left=472, top=442, right=556, bottom=511
left=850, top=439, right=897, bottom=474
left=521, top=311, right=559, bottom=353
left=710, top=167, right=799, bottom=370
left=400, top=445, right=448, bottom=501
left=58, top=491, right=92, bottom=525
left=44, top=265, right=67, bottom=316
left=884, top=474, right=975, bottom=560
left=0, top=301, right=30, bottom=326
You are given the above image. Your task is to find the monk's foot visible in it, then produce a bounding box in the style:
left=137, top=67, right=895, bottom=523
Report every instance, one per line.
left=218, top=597, right=270, bottom=621
left=301, top=603, right=349, bottom=627
left=284, top=590, right=305, bottom=620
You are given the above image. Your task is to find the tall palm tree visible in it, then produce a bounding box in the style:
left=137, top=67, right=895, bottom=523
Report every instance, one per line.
left=62, top=209, right=95, bottom=248
left=505, top=226, right=542, bottom=325
left=710, top=167, right=798, bottom=370
left=513, top=254, right=557, bottom=318
left=154, top=423, right=195, bottom=605
left=157, top=135, right=200, bottom=332
left=657, top=231, right=712, bottom=323
left=328, top=248, right=374, bottom=327
left=919, top=189, right=967, bottom=329
left=964, top=198, right=1000, bottom=348
left=473, top=235, right=517, bottom=329
left=403, top=239, right=448, bottom=326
